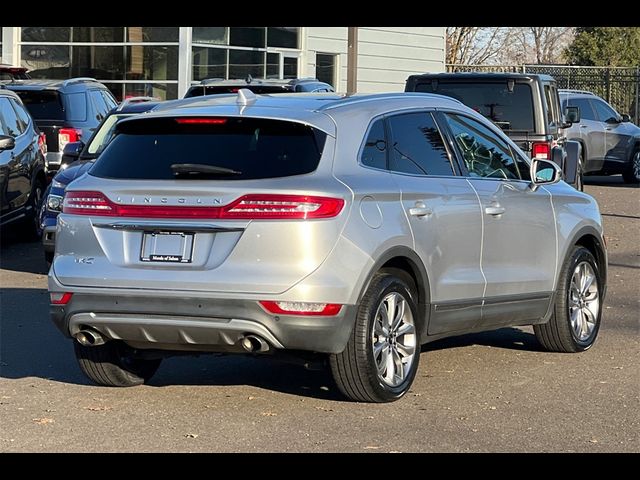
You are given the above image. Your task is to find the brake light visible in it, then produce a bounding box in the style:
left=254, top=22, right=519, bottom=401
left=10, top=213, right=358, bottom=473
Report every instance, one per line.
left=50, top=292, right=73, bottom=305
left=221, top=194, right=344, bottom=219
left=38, top=132, right=47, bottom=156
left=532, top=142, right=551, bottom=159
left=63, top=192, right=344, bottom=220
left=259, top=301, right=342, bottom=316
left=175, top=118, right=227, bottom=125
left=58, top=128, right=81, bottom=150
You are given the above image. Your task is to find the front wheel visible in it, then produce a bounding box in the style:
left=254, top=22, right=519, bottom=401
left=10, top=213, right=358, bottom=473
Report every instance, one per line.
left=534, top=246, right=603, bottom=352
left=622, top=148, right=640, bottom=184
left=330, top=270, right=421, bottom=402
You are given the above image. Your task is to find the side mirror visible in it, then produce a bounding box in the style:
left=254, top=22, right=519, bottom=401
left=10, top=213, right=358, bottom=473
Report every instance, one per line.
left=62, top=141, right=84, bottom=162
left=0, top=135, right=15, bottom=151
left=529, top=158, right=562, bottom=191
left=621, top=113, right=631, bottom=123
left=605, top=116, right=621, bottom=124
left=564, top=106, right=580, bottom=125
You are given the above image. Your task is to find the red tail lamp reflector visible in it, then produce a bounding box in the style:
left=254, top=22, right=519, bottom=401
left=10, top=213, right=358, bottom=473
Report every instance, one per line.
left=259, top=301, right=342, bottom=316
left=50, top=292, right=73, bottom=305
left=175, top=118, right=228, bottom=125
left=532, top=142, right=551, bottom=160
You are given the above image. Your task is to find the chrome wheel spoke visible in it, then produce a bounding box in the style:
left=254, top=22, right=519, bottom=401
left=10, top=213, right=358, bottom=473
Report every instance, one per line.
left=391, top=299, right=405, bottom=331
left=570, top=307, right=581, bottom=331
left=385, top=346, right=395, bottom=382
left=392, top=348, right=404, bottom=384
left=373, top=340, right=386, bottom=360
left=378, top=346, right=390, bottom=376
left=385, top=295, right=396, bottom=328
left=395, top=341, right=414, bottom=359
left=396, top=322, right=414, bottom=337
left=569, top=261, right=600, bottom=341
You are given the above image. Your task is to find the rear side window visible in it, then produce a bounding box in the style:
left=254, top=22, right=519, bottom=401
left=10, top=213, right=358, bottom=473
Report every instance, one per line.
left=414, top=81, right=535, bottom=132
left=361, top=119, right=387, bottom=170
left=90, top=117, right=327, bottom=180
left=563, top=97, right=596, bottom=121
left=0, top=97, right=25, bottom=137
left=65, top=92, right=87, bottom=121
left=89, top=90, right=110, bottom=120
left=14, top=90, right=64, bottom=120
left=543, top=85, right=560, bottom=124
left=387, top=112, right=453, bottom=176
left=10, top=99, right=31, bottom=131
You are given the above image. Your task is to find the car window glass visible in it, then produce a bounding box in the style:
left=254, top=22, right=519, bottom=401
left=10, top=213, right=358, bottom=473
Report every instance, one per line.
left=10, top=100, right=31, bottom=132
left=89, top=90, right=109, bottom=120
left=592, top=99, right=618, bottom=123
left=0, top=97, right=24, bottom=137
left=14, top=90, right=64, bottom=120
left=443, top=113, right=522, bottom=180
left=387, top=112, right=453, bottom=176
left=65, top=92, right=87, bottom=121
left=563, top=97, right=596, bottom=121
left=87, top=114, right=129, bottom=155
left=100, top=90, right=118, bottom=110
left=360, top=118, right=387, bottom=170
left=544, top=85, right=556, bottom=124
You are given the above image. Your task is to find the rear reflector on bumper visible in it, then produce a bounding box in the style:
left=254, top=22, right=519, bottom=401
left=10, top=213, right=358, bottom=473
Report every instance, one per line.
left=259, top=301, right=342, bottom=316
left=50, top=292, right=73, bottom=305
left=63, top=191, right=344, bottom=220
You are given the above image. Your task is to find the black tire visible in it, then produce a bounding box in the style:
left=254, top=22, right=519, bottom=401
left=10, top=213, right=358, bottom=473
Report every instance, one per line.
left=534, top=246, right=603, bottom=353
left=622, top=147, right=640, bottom=184
left=576, top=154, right=584, bottom=192
left=74, top=341, right=161, bottom=387
left=330, top=269, right=421, bottom=403
left=20, top=177, right=45, bottom=239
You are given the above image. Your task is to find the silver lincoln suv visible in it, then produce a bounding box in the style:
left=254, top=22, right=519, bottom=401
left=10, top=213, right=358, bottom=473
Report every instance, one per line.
left=49, top=91, right=607, bottom=402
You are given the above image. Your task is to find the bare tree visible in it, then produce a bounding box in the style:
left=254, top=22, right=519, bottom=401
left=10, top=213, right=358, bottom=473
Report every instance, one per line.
left=446, top=27, right=511, bottom=65
left=500, top=27, right=574, bottom=64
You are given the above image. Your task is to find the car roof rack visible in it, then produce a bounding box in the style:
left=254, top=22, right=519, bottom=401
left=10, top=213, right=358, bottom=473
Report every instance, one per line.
left=116, top=96, right=159, bottom=111
left=559, top=89, right=595, bottom=96
left=61, top=77, right=98, bottom=87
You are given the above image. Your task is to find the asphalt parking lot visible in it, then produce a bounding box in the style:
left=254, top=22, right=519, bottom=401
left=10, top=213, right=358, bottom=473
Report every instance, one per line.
left=0, top=176, right=638, bottom=453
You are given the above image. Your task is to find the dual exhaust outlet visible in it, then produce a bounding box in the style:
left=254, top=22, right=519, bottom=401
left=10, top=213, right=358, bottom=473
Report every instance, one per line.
left=74, top=329, right=270, bottom=353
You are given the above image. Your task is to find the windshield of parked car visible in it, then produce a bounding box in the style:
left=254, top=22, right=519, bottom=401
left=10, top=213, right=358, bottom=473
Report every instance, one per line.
left=90, top=117, right=327, bottom=180
left=414, top=81, right=535, bottom=132
left=86, top=113, right=133, bottom=155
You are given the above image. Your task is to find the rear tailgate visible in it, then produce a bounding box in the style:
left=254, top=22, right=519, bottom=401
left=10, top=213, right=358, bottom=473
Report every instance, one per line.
left=53, top=114, right=350, bottom=295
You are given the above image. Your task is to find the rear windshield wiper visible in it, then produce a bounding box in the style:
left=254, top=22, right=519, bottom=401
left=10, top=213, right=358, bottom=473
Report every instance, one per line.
left=170, top=163, right=241, bottom=177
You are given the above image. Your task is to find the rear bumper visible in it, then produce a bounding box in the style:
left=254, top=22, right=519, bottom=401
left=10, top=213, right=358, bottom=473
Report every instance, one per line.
left=49, top=289, right=357, bottom=354
left=45, top=151, right=62, bottom=170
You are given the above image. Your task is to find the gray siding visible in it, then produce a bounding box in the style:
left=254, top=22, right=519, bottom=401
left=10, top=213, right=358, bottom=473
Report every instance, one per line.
left=304, top=27, right=445, bottom=93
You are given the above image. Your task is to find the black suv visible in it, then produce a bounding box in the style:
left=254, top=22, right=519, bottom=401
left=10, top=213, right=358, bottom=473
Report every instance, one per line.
left=184, top=77, right=334, bottom=98
left=0, top=87, right=46, bottom=236
left=405, top=73, right=582, bottom=189
left=5, top=78, right=117, bottom=176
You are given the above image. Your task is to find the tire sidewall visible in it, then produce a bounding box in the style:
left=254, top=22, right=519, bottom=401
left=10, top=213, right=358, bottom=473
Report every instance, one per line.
left=361, top=275, right=420, bottom=401
left=561, top=248, right=602, bottom=350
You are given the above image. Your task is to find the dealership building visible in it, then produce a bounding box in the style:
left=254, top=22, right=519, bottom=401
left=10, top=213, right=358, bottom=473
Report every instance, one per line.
left=1, top=27, right=445, bottom=100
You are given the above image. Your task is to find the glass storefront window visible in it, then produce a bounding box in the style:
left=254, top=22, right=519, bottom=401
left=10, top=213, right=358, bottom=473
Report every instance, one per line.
left=228, top=49, right=264, bottom=79
left=229, top=27, right=265, bottom=48
left=266, top=53, right=279, bottom=78
left=72, top=27, right=124, bottom=43
left=283, top=57, right=298, bottom=79
left=72, top=46, right=125, bottom=79
left=125, top=45, right=178, bottom=81
left=22, top=27, right=70, bottom=42
left=127, top=27, right=179, bottom=43
left=193, top=27, right=227, bottom=45
left=316, top=53, right=337, bottom=88
left=192, top=47, right=227, bottom=81
left=102, top=82, right=177, bottom=102
left=267, top=28, right=298, bottom=49
left=22, top=44, right=70, bottom=79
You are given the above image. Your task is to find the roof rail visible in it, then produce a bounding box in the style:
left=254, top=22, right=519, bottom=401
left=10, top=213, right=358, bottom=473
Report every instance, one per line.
left=61, top=77, right=97, bottom=87
left=199, top=78, right=225, bottom=85
left=559, top=88, right=595, bottom=96
left=116, top=96, right=159, bottom=111
left=290, top=77, right=320, bottom=83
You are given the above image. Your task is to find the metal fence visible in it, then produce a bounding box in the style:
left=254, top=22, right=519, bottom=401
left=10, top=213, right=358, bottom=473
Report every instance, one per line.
left=447, top=64, right=640, bottom=125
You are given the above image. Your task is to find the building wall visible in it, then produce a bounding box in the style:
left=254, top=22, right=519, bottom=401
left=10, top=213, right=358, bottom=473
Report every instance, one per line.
left=305, top=27, right=445, bottom=93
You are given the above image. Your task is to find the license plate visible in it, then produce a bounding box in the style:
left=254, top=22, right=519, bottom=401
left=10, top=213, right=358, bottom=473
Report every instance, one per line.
left=140, top=231, right=194, bottom=263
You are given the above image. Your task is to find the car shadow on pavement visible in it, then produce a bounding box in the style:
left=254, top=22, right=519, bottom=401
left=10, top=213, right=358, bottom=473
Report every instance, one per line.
left=422, top=327, right=543, bottom=353
left=585, top=175, right=638, bottom=188
left=0, top=232, right=49, bottom=275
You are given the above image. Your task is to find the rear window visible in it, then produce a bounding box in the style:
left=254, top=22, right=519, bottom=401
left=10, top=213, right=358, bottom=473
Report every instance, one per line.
left=14, top=90, right=64, bottom=120
left=90, top=117, right=327, bottom=180
left=414, top=81, right=535, bottom=132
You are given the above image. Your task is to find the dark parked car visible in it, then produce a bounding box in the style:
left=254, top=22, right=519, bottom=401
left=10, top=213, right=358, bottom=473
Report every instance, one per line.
left=184, top=77, right=334, bottom=98
left=0, top=64, right=31, bottom=82
left=5, top=78, right=117, bottom=176
left=0, top=87, right=46, bottom=236
left=560, top=89, right=640, bottom=183
left=405, top=73, right=583, bottom=189
left=40, top=97, right=161, bottom=265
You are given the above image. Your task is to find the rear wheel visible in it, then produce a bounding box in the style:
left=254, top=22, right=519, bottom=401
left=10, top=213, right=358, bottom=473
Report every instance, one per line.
left=576, top=153, right=584, bottom=191
left=74, top=341, right=161, bottom=387
left=534, top=246, right=602, bottom=352
left=330, top=270, right=421, bottom=402
left=20, top=178, right=45, bottom=239
left=622, top=148, right=640, bottom=184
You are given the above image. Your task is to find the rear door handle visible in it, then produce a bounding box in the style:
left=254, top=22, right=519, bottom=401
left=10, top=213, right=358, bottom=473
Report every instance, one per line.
left=580, top=125, right=588, bottom=129
left=484, top=205, right=506, bottom=216
left=409, top=201, right=432, bottom=218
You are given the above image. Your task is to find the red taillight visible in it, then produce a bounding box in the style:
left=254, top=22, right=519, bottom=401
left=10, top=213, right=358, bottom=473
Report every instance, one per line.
left=50, top=292, right=73, bottom=305
left=58, top=128, right=81, bottom=150
left=175, top=118, right=228, bottom=125
left=259, top=301, right=342, bottom=316
left=63, top=191, right=344, bottom=220
left=221, top=194, right=344, bottom=219
left=532, top=142, right=551, bottom=160
left=38, top=132, right=47, bottom=156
